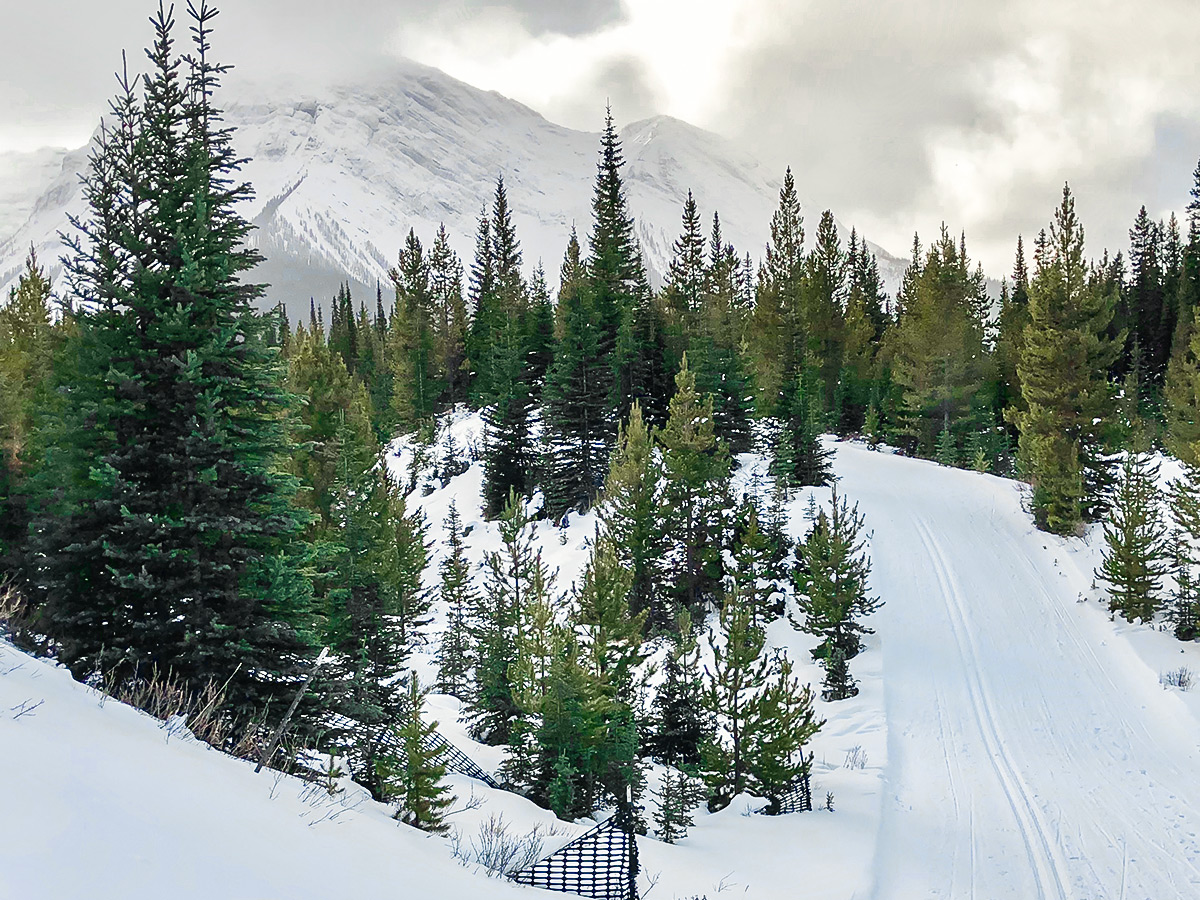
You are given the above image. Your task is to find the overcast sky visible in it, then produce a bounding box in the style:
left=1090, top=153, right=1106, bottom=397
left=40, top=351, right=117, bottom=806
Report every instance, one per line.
left=1, top=0, right=1198, bottom=275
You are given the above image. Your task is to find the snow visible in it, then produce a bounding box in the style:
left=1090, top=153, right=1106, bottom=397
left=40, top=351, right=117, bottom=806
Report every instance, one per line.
left=836, top=443, right=1200, bottom=899
left=7, top=417, right=1200, bottom=898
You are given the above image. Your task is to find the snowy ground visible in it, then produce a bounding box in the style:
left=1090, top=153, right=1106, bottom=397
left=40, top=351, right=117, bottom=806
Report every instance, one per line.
left=6, top=419, right=1200, bottom=898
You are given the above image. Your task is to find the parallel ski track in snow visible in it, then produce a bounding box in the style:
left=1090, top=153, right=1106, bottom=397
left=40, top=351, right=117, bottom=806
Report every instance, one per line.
left=836, top=444, right=1200, bottom=900
left=914, top=518, right=1069, bottom=900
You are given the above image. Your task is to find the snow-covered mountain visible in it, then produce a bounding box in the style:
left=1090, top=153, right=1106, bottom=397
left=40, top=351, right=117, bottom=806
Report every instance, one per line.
left=0, top=59, right=905, bottom=316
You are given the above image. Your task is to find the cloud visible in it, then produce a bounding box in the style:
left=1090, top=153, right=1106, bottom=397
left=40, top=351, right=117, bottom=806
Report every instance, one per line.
left=1, top=0, right=1197, bottom=274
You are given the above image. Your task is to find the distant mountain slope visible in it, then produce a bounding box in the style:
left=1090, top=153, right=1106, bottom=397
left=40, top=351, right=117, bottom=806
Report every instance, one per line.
left=0, top=60, right=905, bottom=316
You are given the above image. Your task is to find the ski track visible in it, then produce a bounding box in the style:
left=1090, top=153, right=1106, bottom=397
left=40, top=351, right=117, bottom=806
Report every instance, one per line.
left=835, top=444, right=1200, bottom=900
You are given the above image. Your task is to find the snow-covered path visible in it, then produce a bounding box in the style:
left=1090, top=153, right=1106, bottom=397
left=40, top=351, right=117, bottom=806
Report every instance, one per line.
left=836, top=444, right=1200, bottom=900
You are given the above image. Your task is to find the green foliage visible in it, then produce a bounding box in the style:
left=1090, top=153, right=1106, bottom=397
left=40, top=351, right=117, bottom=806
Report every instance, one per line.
left=32, top=4, right=318, bottom=729
left=791, top=487, right=879, bottom=700
left=378, top=678, right=454, bottom=833
left=1012, top=186, right=1122, bottom=535
left=659, top=357, right=732, bottom=611
left=888, top=227, right=991, bottom=454
left=0, top=249, right=59, bottom=570
left=1097, top=453, right=1169, bottom=624
left=702, top=584, right=822, bottom=810
left=436, top=502, right=477, bottom=699
left=543, top=230, right=612, bottom=519
left=599, top=403, right=668, bottom=629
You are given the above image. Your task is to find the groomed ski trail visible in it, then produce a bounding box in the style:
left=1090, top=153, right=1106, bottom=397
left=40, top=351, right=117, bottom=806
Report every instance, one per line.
left=833, top=443, right=1200, bottom=900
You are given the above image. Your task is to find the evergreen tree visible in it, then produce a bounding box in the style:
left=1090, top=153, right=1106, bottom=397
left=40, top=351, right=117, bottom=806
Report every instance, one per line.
left=801, top=210, right=847, bottom=414
left=1127, top=207, right=1169, bottom=379
left=791, top=487, right=878, bottom=700
left=471, top=177, right=527, bottom=404
left=588, top=107, right=652, bottom=420
left=0, top=248, right=58, bottom=571
left=33, top=4, right=318, bottom=726
left=773, top=367, right=833, bottom=487
left=654, top=768, right=700, bottom=843
left=889, top=227, right=991, bottom=454
left=523, top=262, right=556, bottom=389
left=599, top=403, right=667, bottom=628
left=701, top=584, right=822, bottom=810
left=468, top=492, right=537, bottom=743
left=378, top=677, right=454, bottom=833
left=389, top=229, right=440, bottom=426
left=659, top=357, right=732, bottom=611
left=543, top=230, right=611, bottom=519
left=481, top=313, right=535, bottom=518
left=1097, top=452, right=1169, bottom=624
left=323, top=424, right=429, bottom=790
left=286, top=328, right=377, bottom=525
left=428, top=224, right=470, bottom=406
left=1012, top=186, right=1122, bottom=534
left=750, top=168, right=805, bottom=416
left=435, top=502, right=477, bottom=699
left=646, top=610, right=707, bottom=767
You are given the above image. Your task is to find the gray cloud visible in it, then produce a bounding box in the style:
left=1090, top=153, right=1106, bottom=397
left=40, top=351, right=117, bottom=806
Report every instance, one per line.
left=1, top=0, right=1197, bottom=274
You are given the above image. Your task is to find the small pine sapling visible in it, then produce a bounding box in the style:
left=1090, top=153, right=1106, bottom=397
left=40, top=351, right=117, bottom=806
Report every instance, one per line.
left=378, top=678, right=454, bottom=833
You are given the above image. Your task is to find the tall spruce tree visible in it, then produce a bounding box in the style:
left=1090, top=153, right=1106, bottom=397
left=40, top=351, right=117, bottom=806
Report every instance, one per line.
left=543, top=230, right=611, bottom=519
left=32, top=3, right=318, bottom=727
left=750, top=168, right=805, bottom=417
left=588, top=107, right=653, bottom=421
left=1012, top=186, right=1122, bottom=534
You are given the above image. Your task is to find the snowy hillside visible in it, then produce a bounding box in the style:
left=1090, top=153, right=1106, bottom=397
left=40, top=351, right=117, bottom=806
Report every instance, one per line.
left=0, top=59, right=906, bottom=315
left=0, top=147, right=69, bottom=242
left=9, top=416, right=1200, bottom=898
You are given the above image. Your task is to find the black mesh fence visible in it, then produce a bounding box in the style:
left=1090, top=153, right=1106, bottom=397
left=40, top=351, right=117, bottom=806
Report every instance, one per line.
left=371, top=724, right=500, bottom=789
left=509, top=805, right=639, bottom=900
left=762, top=773, right=813, bottom=815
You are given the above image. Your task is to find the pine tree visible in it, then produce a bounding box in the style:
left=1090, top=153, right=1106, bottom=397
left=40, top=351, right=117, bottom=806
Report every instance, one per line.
left=791, top=487, right=878, bottom=700
left=1166, top=525, right=1198, bottom=641
left=588, top=107, right=652, bottom=420
left=523, top=262, right=556, bottom=389
left=646, top=610, right=707, bottom=767
left=428, top=224, right=469, bottom=406
left=33, top=4, right=318, bottom=727
left=701, top=584, right=822, bottom=810
left=435, top=502, right=477, bottom=699
left=1127, top=207, right=1169, bottom=380
left=481, top=314, right=535, bottom=518
left=773, top=367, right=833, bottom=487
left=654, top=768, right=699, bottom=843
left=889, top=227, right=991, bottom=455
left=378, top=677, right=454, bottom=833
left=660, top=357, right=732, bottom=610
left=389, top=229, right=440, bottom=425
left=471, top=177, right=527, bottom=405
left=0, top=248, right=59, bottom=571
left=750, top=168, right=805, bottom=416
left=468, top=492, right=538, bottom=743
left=1097, top=452, right=1169, bottom=624
left=599, top=403, right=668, bottom=629
left=1013, top=186, right=1122, bottom=535
left=543, top=230, right=611, bottom=519
left=801, top=210, right=847, bottom=415
left=286, top=328, right=376, bottom=525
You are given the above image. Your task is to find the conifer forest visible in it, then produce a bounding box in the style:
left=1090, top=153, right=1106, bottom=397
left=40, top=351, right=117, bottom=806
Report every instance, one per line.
left=3, top=4, right=1200, bottom=899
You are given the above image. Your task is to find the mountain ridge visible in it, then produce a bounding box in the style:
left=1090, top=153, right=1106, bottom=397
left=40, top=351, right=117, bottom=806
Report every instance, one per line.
left=0, top=59, right=905, bottom=316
